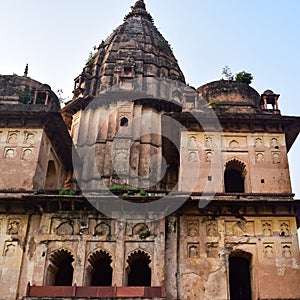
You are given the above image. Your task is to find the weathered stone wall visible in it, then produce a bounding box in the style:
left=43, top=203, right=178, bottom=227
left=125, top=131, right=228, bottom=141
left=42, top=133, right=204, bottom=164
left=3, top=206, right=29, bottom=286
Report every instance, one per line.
left=0, top=128, right=66, bottom=191
left=180, top=131, right=292, bottom=194
left=76, top=102, right=164, bottom=190
left=0, top=210, right=165, bottom=300
left=175, top=213, right=300, bottom=300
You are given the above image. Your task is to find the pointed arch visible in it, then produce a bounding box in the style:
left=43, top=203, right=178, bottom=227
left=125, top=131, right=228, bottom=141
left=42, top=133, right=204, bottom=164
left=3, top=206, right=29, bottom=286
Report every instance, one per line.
left=85, top=249, right=113, bottom=286
left=126, top=249, right=151, bottom=286
left=46, top=249, right=74, bottom=286
left=224, top=159, right=246, bottom=193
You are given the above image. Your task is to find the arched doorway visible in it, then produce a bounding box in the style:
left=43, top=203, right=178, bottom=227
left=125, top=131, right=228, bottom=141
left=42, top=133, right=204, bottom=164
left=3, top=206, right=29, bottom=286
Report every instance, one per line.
left=46, top=249, right=74, bottom=286
left=224, top=159, right=246, bottom=193
left=87, top=249, right=113, bottom=286
left=229, top=252, right=252, bottom=300
left=45, top=160, right=57, bottom=190
left=126, top=250, right=151, bottom=286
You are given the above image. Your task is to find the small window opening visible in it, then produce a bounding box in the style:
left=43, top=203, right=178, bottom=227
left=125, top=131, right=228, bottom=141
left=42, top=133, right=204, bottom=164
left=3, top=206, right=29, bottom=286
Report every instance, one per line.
left=120, top=117, right=129, bottom=127
left=124, top=67, right=132, bottom=75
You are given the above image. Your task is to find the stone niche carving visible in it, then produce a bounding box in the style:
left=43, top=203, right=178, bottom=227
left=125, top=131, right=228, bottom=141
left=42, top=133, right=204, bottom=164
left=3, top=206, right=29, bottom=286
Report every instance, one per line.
left=7, top=220, right=20, bottom=235
left=21, top=148, right=32, bottom=160
left=270, top=137, right=279, bottom=148
left=272, top=152, right=280, bottom=164
left=7, top=131, right=19, bottom=143
left=264, top=244, right=274, bottom=258
left=187, top=220, right=199, bottom=237
left=205, top=151, right=213, bottom=163
left=206, top=242, right=218, bottom=258
left=254, top=137, right=263, bottom=147
left=4, top=148, right=16, bottom=159
left=279, top=221, right=290, bottom=236
left=255, top=152, right=264, bottom=163
left=206, top=221, right=218, bottom=237
left=229, top=140, right=239, bottom=149
left=94, top=222, right=111, bottom=237
left=188, top=136, right=197, bottom=149
left=205, top=135, right=213, bottom=148
left=132, top=223, right=149, bottom=236
left=56, top=222, right=73, bottom=235
left=24, top=131, right=35, bottom=144
left=188, top=243, right=199, bottom=258
left=3, top=241, right=18, bottom=257
left=282, top=244, right=292, bottom=258
left=262, top=221, right=272, bottom=236
left=188, top=151, right=198, bottom=162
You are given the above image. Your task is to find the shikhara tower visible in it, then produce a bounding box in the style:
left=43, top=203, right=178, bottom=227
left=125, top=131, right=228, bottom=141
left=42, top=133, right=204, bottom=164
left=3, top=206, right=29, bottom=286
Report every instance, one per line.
left=0, top=1, right=300, bottom=299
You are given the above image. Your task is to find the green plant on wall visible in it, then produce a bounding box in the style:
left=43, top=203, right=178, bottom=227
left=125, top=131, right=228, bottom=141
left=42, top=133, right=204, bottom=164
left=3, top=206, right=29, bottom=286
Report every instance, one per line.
left=235, top=71, right=253, bottom=85
left=157, top=40, right=172, bottom=54
left=59, top=189, right=76, bottom=195
left=139, top=230, right=151, bottom=239
left=18, top=89, right=34, bottom=104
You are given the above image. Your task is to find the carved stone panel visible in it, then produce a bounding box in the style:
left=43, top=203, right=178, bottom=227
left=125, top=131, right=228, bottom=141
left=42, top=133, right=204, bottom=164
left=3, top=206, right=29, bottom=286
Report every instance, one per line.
left=3, top=241, right=18, bottom=257
left=187, top=220, right=199, bottom=237
left=56, top=222, right=73, bottom=235
left=188, top=243, right=199, bottom=258
left=21, top=148, right=33, bottom=160
left=262, top=221, right=272, bottom=236
left=225, top=220, right=254, bottom=236
left=279, top=221, right=290, bottom=236
left=4, top=148, right=16, bottom=159
left=7, top=220, right=20, bottom=235
left=7, top=131, right=19, bottom=144
left=206, top=221, right=218, bottom=237
left=206, top=242, right=218, bottom=258
left=94, top=222, right=111, bottom=237
left=282, top=243, right=292, bottom=258
left=263, top=244, right=274, bottom=258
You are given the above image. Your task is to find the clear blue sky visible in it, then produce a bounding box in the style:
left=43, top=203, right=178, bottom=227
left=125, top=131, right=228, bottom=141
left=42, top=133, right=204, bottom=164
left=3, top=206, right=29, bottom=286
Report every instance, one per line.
left=1, top=0, right=299, bottom=198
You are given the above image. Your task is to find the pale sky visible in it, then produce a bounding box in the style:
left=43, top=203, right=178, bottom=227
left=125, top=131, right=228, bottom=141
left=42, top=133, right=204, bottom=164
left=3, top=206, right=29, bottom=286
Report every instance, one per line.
left=0, top=0, right=299, bottom=198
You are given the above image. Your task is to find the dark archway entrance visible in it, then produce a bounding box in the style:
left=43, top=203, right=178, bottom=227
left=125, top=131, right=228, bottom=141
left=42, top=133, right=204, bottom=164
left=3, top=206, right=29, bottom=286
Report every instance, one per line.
left=47, top=249, right=74, bottom=286
left=229, top=256, right=252, bottom=300
left=127, top=250, right=151, bottom=286
left=224, top=159, right=246, bottom=193
left=89, top=250, right=113, bottom=286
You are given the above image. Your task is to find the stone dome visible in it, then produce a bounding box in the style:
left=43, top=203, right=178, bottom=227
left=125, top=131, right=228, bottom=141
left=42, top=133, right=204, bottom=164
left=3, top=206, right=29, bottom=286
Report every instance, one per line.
left=197, top=80, right=261, bottom=113
left=75, top=0, right=185, bottom=98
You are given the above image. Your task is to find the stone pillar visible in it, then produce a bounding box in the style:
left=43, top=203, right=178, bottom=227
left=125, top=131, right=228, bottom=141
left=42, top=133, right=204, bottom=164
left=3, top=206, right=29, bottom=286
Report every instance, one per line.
left=112, top=220, right=126, bottom=286
left=165, top=215, right=178, bottom=299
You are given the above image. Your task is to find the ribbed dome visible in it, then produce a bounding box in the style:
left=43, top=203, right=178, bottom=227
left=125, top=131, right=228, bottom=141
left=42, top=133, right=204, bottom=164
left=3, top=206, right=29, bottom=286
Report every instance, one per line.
left=75, top=1, right=185, bottom=98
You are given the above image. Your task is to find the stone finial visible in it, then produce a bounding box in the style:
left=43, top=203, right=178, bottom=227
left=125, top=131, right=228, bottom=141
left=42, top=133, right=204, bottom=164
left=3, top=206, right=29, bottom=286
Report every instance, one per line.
left=133, top=0, right=146, bottom=10
left=125, top=0, right=153, bottom=23
left=24, top=63, right=28, bottom=77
